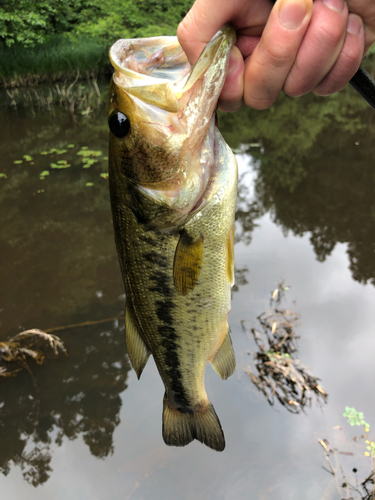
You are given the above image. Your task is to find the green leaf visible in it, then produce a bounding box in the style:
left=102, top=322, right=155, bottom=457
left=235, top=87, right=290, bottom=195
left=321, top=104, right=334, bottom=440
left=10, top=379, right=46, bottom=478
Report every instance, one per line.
left=85, top=182, right=94, bottom=187
left=23, top=155, right=33, bottom=161
left=100, top=173, right=108, bottom=179
left=67, top=144, right=75, bottom=148
left=0, top=173, right=7, bottom=179
left=56, top=149, right=67, bottom=155
left=13, top=160, right=23, bottom=164
left=39, top=170, right=50, bottom=180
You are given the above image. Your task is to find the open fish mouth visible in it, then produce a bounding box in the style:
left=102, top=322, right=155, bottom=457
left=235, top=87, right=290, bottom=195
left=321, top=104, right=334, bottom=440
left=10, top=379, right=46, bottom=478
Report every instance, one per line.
left=109, top=25, right=236, bottom=114
left=108, top=26, right=236, bottom=219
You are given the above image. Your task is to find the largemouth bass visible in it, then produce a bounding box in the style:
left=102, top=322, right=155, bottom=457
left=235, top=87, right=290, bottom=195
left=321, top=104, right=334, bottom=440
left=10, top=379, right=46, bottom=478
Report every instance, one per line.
left=108, top=26, right=237, bottom=452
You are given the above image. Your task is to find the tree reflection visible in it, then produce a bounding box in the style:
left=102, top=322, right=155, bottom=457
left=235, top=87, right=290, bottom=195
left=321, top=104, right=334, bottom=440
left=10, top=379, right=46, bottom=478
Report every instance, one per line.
left=220, top=87, right=375, bottom=286
left=0, top=318, right=130, bottom=486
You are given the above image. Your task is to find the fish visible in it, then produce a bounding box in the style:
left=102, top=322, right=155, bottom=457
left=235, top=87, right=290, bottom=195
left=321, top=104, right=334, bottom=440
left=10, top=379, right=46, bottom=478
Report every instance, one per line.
left=108, top=25, right=238, bottom=452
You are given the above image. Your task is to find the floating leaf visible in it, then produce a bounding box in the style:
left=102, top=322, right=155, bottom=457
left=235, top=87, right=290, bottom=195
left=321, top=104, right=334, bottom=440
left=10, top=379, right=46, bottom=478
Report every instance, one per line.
left=82, top=159, right=97, bottom=168
left=81, top=146, right=88, bottom=150
left=36, top=189, right=44, bottom=193
left=23, top=155, right=33, bottom=161
left=51, top=162, right=71, bottom=169
left=56, top=149, right=67, bottom=155
left=40, top=151, right=48, bottom=155
left=39, top=170, right=50, bottom=180
left=67, top=144, right=75, bottom=148
left=0, top=173, right=7, bottom=179
left=100, top=173, right=109, bottom=179
left=13, top=160, right=23, bottom=164
left=85, top=182, right=94, bottom=187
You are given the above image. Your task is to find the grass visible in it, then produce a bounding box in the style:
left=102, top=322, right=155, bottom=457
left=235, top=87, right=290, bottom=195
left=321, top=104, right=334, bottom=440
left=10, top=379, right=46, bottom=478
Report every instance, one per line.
left=0, top=36, right=111, bottom=88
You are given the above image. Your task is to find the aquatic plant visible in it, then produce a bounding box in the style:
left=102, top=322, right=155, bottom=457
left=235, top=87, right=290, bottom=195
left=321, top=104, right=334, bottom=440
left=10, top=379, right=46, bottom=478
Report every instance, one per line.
left=319, top=409, right=375, bottom=499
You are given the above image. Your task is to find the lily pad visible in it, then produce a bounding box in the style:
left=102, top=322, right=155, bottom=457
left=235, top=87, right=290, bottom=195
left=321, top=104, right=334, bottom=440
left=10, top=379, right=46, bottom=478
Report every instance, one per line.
left=13, top=160, right=23, bottom=164
left=85, top=182, right=94, bottom=187
left=39, top=170, right=50, bottom=180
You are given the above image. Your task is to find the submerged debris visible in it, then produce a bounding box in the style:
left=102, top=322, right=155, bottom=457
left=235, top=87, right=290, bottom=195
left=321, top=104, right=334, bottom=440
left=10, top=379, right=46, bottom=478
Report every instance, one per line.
left=246, top=282, right=328, bottom=412
left=319, top=437, right=375, bottom=499
left=0, top=329, right=67, bottom=378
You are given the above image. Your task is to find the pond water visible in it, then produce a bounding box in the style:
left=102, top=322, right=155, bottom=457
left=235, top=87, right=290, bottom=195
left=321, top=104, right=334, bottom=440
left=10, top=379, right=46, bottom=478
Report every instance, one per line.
left=1, top=79, right=375, bottom=499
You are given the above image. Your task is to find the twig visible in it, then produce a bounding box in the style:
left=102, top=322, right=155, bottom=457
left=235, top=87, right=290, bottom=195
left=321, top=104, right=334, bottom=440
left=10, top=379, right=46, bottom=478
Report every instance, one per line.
left=44, top=313, right=123, bottom=333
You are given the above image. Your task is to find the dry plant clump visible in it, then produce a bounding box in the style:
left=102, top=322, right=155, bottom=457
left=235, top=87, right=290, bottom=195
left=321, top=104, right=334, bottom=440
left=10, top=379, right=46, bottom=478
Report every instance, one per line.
left=0, top=329, right=67, bottom=378
left=246, top=283, right=328, bottom=412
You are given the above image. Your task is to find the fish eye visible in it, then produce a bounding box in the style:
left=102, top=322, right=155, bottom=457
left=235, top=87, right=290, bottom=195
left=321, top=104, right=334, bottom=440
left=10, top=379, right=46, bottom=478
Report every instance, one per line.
left=108, top=111, right=130, bottom=138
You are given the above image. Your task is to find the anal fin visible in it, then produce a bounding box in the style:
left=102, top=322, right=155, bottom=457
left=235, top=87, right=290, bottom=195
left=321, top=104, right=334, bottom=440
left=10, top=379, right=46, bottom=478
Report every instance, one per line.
left=125, top=303, right=150, bottom=379
left=173, top=231, right=204, bottom=295
left=162, top=396, right=225, bottom=451
left=210, top=326, right=236, bottom=380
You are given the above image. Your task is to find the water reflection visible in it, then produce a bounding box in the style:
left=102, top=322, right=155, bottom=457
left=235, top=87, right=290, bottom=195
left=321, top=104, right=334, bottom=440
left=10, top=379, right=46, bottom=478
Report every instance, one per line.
left=0, top=318, right=130, bottom=486
left=219, top=87, right=375, bottom=287
left=1, top=81, right=375, bottom=495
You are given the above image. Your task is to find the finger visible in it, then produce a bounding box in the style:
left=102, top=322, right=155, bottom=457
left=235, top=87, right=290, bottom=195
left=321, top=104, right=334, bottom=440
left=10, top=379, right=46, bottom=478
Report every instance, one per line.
left=218, top=46, right=244, bottom=112
left=177, top=0, right=272, bottom=65
left=283, top=0, right=349, bottom=97
left=314, top=14, right=365, bottom=95
left=243, top=0, right=313, bottom=110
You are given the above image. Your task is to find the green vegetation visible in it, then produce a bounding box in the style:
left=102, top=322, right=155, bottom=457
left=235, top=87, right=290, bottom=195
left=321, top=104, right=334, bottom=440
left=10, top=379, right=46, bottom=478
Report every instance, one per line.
left=343, top=407, right=371, bottom=429
left=0, top=0, right=193, bottom=87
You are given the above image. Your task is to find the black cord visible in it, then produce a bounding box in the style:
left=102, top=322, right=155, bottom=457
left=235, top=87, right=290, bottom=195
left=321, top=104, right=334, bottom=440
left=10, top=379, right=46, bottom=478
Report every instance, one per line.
left=349, top=66, right=375, bottom=110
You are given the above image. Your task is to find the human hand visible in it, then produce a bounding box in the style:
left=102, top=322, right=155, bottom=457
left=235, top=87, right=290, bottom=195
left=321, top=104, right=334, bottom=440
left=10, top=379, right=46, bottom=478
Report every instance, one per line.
left=177, top=0, right=370, bottom=111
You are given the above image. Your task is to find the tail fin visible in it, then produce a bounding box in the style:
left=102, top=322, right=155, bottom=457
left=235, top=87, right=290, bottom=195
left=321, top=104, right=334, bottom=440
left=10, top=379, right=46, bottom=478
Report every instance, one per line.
left=162, top=396, right=225, bottom=451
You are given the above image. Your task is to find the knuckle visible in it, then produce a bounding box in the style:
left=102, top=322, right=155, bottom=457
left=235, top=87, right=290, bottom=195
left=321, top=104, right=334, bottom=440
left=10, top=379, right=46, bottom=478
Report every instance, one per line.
left=177, top=20, right=189, bottom=43
left=261, top=46, right=293, bottom=70
left=317, top=22, right=345, bottom=48
left=284, top=75, right=313, bottom=97
left=244, top=92, right=276, bottom=110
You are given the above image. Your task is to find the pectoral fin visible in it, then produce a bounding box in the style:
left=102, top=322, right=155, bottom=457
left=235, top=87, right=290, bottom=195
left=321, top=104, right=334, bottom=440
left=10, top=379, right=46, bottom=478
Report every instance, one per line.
left=210, top=326, right=236, bottom=380
left=125, top=303, right=150, bottom=379
left=173, top=231, right=204, bottom=295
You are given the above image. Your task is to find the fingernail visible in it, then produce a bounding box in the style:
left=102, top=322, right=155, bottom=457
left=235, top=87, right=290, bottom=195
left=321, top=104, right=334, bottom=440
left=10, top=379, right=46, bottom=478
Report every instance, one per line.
left=227, top=54, right=239, bottom=76
left=322, top=0, right=344, bottom=13
left=347, top=14, right=363, bottom=35
left=279, top=0, right=310, bottom=30
left=227, top=47, right=242, bottom=76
